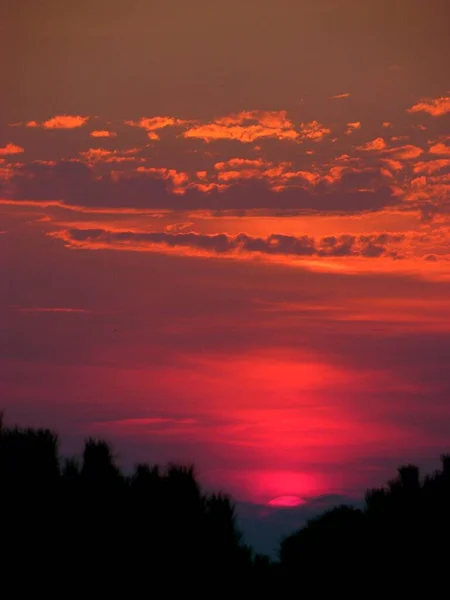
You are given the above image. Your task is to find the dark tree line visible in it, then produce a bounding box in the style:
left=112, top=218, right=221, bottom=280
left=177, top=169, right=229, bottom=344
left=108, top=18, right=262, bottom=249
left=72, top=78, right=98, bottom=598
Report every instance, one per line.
left=279, top=457, right=450, bottom=594
left=1, top=419, right=450, bottom=595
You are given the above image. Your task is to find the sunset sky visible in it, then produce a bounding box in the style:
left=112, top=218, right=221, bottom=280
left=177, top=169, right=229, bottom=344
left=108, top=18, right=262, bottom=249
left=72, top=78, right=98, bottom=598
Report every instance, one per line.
left=1, top=0, right=450, bottom=550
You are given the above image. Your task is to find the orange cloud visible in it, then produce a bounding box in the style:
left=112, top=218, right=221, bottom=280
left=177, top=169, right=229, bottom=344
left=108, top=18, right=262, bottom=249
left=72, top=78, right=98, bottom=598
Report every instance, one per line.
left=0, top=143, right=24, bottom=156
left=80, top=147, right=142, bottom=164
left=381, top=158, right=403, bottom=171
left=214, top=158, right=271, bottom=171
left=429, top=143, right=450, bottom=156
left=125, top=116, right=187, bottom=139
left=28, top=115, right=89, bottom=129
left=385, top=145, right=424, bottom=160
left=413, top=159, right=450, bottom=175
left=215, top=110, right=295, bottom=129
left=136, top=166, right=189, bottom=190
left=217, top=169, right=264, bottom=182
left=183, top=110, right=298, bottom=143
left=332, top=93, right=351, bottom=99
left=345, top=122, right=361, bottom=135
left=211, top=157, right=319, bottom=189
left=357, top=138, right=387, bottom=151
left=299, top=121, right=331, bottom=141
left=382, top=122, right=393, bottom=128
left=90, top=130, right=117, bottom=138
left=407, top=96, right=450, bottom=117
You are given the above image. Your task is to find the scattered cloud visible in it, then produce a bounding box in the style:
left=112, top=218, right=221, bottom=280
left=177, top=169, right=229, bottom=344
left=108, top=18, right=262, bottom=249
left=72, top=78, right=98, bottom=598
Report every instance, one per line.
left=299, top=121, right=331, bottom=141
left=183, top=110, right=299, bottom=143
left=413, top=159, right=450, bottom=175
left=27, top=115, right=89, bottom=129
left=0, top=143, right=24, bottom=156
left=125, top=116, right=188, bottom=139
left=407, top=96, right=450, bottom=117
left=79, top=147, right=142, bottom=164
left=357, top=138, right=387, bottom=151
left=90, top=130, right=117, bottom=138
left=429, top=143, right=450, bottom=156
left=345, top=122, right=361, bottom=135
left=385, top=145, right=424, bottom=160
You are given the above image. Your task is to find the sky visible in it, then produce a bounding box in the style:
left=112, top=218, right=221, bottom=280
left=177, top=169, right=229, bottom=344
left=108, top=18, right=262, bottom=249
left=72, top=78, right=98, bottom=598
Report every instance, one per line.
left=1, top=0, right=450, bottom=552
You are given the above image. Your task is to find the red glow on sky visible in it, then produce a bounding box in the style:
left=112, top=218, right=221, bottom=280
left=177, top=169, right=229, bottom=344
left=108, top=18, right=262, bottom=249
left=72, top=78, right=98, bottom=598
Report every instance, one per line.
left=2, top=0, right=450, bottom=516
left=268, top=496, right=305, bottom=507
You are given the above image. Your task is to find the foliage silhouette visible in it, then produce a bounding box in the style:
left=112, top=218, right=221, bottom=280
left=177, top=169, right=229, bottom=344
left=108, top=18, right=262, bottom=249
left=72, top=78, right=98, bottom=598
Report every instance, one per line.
left=2, top=418, right=450, bottom=594
left=280, top=455, right=450, bottom=594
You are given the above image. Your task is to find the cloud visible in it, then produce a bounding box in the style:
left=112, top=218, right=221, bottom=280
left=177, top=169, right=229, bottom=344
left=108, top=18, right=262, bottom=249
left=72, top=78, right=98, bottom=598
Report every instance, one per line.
left=413, top=159, right=450, bottom=175
left=345, top=122, right=361, bottom=135
left=27, top=115, right=89, bottom=129
left=2, top=160, right=398, bottom=213
left=80, top=147, right=143, bottom=164
left=214, top=158, right=271, bottom=171
left=210, top=158, right=319, bottom=188
left=356, top=139, right=423, bottom=160
left=381, top=158, right=403, bottom=172
left=429, top=143, right=450, bottom=156
left=407, top=96, right=450, bottom=117
left=90, top=130, right=117, bottom=138
left=357, top=138, right=387, bottom=151
left=299, top=121, right=331, bottom=141
left=0, top=143, right=24, bottom=156
left=125, top=116, right=188, bottom=139
left=136, top=166, right=189, bottom=189
left=51, top=228, right=404, bottom=261
left=384, top=145, right=424, bottom=160
left=332, top=93, right=351, bottom=99
left=183, top=110, right=299, bottom=143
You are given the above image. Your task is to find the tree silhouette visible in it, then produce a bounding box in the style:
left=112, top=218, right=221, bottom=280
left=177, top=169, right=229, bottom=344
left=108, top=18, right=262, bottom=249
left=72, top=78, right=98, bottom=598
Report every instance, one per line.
left=2, top=416, right=450, bottom=594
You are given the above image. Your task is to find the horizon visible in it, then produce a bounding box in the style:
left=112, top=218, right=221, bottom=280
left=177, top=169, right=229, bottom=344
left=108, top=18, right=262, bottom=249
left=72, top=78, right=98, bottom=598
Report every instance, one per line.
left=2, top=0, right=450, bottom=553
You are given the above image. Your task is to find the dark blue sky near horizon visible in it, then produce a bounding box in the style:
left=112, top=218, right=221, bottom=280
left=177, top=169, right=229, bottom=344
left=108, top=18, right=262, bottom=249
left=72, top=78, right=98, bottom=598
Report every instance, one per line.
left=1, top=0, right=450, bottom=551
